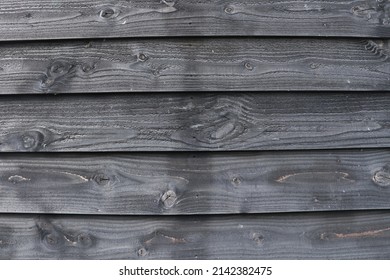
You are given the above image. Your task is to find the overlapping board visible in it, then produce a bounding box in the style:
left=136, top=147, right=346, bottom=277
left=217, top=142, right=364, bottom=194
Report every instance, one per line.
left=0, top=150, right=389, bottom=215
left=0, top=39, right=388, bottom=94
left=0, top=93, right=389, bottom=151
left=0, top=211, right=389, bottom=259
left=0, top=0, right=389, bottom=260
left=0, top=0, right=389, bottom=40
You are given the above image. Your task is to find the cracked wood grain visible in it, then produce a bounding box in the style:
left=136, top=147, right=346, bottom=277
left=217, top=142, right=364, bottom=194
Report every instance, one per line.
left=0, top=211, right=389, bottom=259
left=0, top=0, right=389, bottom=40
left=0, top=38, right=388, bottom=94
left=0, top=92, right=389, bottom=151
left=0, top=150, right=389, bottom=214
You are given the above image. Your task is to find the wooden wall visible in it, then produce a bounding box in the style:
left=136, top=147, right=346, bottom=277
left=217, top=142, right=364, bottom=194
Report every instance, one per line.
left=0, top=0, right=389, bottom=259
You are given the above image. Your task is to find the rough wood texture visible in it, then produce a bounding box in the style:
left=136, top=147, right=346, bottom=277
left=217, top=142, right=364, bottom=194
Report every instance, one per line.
left=0, top=38, right=389, bottom=94
left=0, top=0, right=389, bottom=40
left=0, top=150, right=389, bottom=215
left=0, top=211, right=389, bottom=259
left=0, top=92, right=390, bottom=152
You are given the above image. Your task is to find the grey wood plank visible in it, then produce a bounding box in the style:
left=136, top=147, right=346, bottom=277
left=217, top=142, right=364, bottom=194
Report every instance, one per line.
left=0, top=150, right=390, bottom=215
left=0, top=0, right=389, bottom=40
left=0, top=38, right=389, bottom=94
left=0, top=92, right=390, bottom=151
left=0, top=211, right=389, bottom=259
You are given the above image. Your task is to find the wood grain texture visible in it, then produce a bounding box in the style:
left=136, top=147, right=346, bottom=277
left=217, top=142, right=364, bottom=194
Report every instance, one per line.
left=0, top=92, right=390, bottom=151
left=0, top=38, right=389, bottom=94
left=0, top=150, right=390, bottom=215
left=0, top=0, right=389, bottom=40
left=0, top=211, right=389, bottom=259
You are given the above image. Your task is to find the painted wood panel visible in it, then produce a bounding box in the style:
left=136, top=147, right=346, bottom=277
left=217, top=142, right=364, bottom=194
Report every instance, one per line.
left=0, top=0, right=389, bottom=40
left=0, top=93, right=389, bottom=151
left=0, top=38, right=388, bottom=94
left=0, top=211, right=389, bottom=259
left=0, top=150, right=389, bottom=214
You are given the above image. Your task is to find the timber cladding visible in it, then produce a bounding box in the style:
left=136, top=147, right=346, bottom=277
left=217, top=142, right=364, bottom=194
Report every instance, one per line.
left=0, top=0, right=389, bottom=259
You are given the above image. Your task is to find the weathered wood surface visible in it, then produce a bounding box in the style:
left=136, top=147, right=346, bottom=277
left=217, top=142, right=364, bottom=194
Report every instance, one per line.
left=0, top=0, right=389, bottom=40
left=0, top=211, right=389, bottom=259
left=0, top=38, right=389, bottom=94
left=0, top=92, right=390, bottom=152
left=0, top=150, right=389, bottom=215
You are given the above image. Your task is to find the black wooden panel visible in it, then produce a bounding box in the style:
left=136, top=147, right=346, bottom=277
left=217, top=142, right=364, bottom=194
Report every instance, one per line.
left=0, top=0, right=389, bottom=40
left=0, top=211, right=389, bottom=259
left=0, top=92, right=389, bottom=152
left=0, top=38, right=388, bottom=94
left=0, top=150, right=389, bottom=215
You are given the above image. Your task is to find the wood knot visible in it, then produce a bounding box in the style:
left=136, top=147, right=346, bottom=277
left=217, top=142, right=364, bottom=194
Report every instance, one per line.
left=43, top=233, right=62, bottom=250
left=231, top=176, right=242, bottom=186
left=161, top=190, right=177, bottom=209
left=251, top=232, right=264, bottom=246
left=211, top=122, right=236, bottom=140
left=351, top=0, right=390, bottom=25
left=100, top=8, right=116, bottom=19
left=373, top=169, right=390, bottom=187
left=93, top=173, right=110, bottom=186
left=41, top=60, right=75, bottom=93
left=49, top=61, right=74, bottom=76
left=77, top=233, right=93, bottom=247
left=138, top=53, right=148, bottom=62
left=224, top=6, right=234, bottom=14
left=51, top=63, right=66, bottom=74
left=320, top=232, right=331, bottom=241
left=137, top=247, right=148, bottom=257
left=20, top=131, right=44, bottom=151
left=244, top=62, right=254, bottom=71
left=82, top=64, right=94, bottom=73
left=22, top=135, right=36, bottom=149
left=364, top=40, right=389, bottom=59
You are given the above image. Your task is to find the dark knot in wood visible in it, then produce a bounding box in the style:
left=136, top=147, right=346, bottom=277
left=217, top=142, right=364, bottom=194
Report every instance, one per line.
left=93, top=173, right=110, bottom=186
left=100, top=8, right=115, bottom=19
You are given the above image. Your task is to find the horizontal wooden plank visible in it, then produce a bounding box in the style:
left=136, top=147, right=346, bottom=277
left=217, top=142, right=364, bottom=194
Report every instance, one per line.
left=0, top=211, right=389, bottom=259
left=0, top=92, right=390, bottom=151
left=0, top=38, right=389, bottom=94
left=0, top=0, right=389, bottom=40
left=0, top=150, right=390, bottom=215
